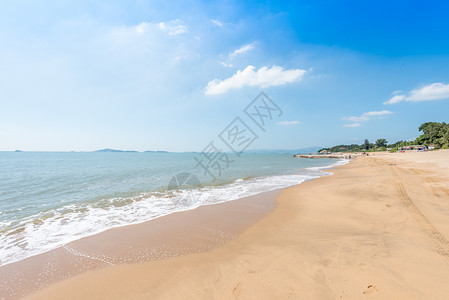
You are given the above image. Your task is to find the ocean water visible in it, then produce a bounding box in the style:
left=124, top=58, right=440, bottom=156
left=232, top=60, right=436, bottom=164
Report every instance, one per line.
left=0, top=151, right=346, bottom=266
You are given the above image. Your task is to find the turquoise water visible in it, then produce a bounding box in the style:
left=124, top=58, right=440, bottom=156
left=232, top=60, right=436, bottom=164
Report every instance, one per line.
left=0, top=151, right=344, bottom=266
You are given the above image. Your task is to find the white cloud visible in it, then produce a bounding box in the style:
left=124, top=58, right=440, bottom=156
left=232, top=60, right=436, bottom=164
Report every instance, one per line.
left=135, top=22, right=150, bottom=35
left=220, top=62, right=233, bottom=68
left=211, top=19, right=223, bottom=27
left=362, top=110, right=393, bottom=117
left=342, top=110, right=392, bottom=127
left=205, top=65, right=306, bottom=95
left=384, top=83, right=449, bottom=105
left=344, top=123, right=362, bottom=128
left=342, top=115, right=367, bottom=122
left=108, top=20, right=188, bottom=43
left=408, top=83, right=449, bottom=101
left=277, top=120, right=300, bottom=125
left=383, top=94, right=406, bottom=105
left=156, top=20, right=187, bottom=35
left=218, top=43, right=256, bottom=69
left=230, top=43, right=255, bottom=58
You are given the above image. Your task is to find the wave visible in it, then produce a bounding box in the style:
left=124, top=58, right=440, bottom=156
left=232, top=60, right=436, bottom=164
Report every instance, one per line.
left=0, top=159, right=347, bottom=267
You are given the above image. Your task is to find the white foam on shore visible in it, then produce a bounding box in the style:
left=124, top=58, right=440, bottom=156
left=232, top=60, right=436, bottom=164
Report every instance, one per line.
left=306, top=158, right=350, bottom=171
left=0, top=159, right=348, bottom=267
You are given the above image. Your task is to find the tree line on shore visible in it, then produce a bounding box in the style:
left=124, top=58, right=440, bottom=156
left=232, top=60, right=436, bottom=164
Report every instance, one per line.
left=319, top=122, right=449, bottom=153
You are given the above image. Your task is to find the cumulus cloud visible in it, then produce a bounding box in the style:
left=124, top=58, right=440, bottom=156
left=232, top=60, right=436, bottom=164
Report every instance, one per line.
left=277, top=120, right=300, bottom=125
left=384, top=83, right=449, bottom=105
left=230, top=43, right=255, bottom=58
left=342, top=110, right=392, bottom=127
left=205, top=65, right=306, bottom=95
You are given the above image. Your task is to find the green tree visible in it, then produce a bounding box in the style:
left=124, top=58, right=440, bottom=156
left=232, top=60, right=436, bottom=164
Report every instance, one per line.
left=437, top=124, right=449, bottom=147
left=319, top=122, right=449, bottom=154
left=417, top=122, right=449, bottom=148
left=375, top=139, right=388, bottom=148
left=363, top=139, right=370, bottom=150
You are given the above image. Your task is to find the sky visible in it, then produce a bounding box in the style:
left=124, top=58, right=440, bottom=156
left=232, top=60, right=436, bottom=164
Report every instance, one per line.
left=1, top=0, right=449, bottom=151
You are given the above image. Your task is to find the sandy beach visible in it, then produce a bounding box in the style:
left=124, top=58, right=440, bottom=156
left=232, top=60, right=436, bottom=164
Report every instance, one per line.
left=17, top=150, right=449, bottom=299
left=2, top=1, right=448, bottom=299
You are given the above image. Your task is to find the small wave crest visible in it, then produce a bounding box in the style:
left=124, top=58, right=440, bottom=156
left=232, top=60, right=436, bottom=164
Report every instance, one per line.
left=0, top=160, right=343, bottom=267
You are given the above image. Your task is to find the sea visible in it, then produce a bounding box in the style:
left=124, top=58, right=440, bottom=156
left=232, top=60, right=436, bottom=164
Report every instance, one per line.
left=0, top=151, right=346, bottom=267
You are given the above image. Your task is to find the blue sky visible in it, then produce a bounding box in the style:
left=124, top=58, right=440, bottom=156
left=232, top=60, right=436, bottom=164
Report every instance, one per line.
left=1, top=0, right=449, bottom=151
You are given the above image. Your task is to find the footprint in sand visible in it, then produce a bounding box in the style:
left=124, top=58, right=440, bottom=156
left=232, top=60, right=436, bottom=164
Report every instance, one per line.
left=363, top=285, right=378, bottom=295
left=233, top=282, right=243, bottom=297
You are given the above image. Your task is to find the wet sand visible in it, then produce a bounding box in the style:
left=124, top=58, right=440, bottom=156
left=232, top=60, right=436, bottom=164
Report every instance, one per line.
left=6, top=150, right=449, bottom=299
left=0, top=190, right=279, bottom=299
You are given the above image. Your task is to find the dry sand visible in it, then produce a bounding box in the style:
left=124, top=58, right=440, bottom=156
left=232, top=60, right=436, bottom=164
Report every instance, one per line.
left=24, top=150, right=449, bottom=299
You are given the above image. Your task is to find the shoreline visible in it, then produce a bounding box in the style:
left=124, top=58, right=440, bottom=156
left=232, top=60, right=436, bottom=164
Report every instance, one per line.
left=23, top=150, right=449, bottom=299
left=1, top=160, right=345, bottom=299
left=0, top=188, right=280, bottom=299
left=0, top=156, right=341, bottom=269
